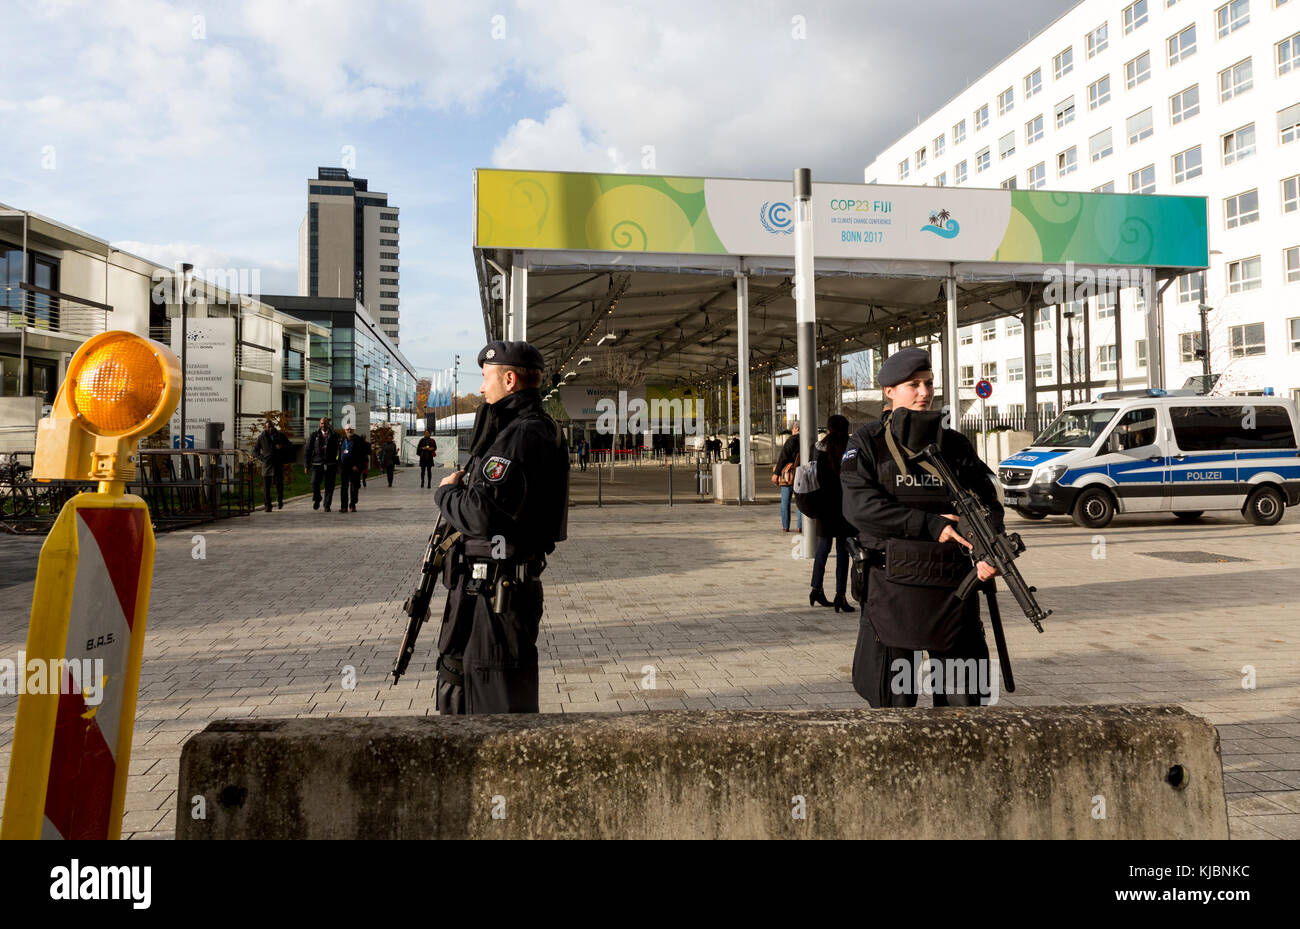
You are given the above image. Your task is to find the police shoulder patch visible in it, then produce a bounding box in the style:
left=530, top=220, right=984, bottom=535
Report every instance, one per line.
left=842, top=448, right=858, bottom=461
left=483, top=456, right=511, bottom=481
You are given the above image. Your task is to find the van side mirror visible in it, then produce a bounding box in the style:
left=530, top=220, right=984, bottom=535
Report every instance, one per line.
left=1106, top=433, right=1122, bottom=454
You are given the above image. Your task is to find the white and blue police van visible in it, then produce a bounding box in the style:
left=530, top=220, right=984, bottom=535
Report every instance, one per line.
left=997, top=390, right=1300, bottom=528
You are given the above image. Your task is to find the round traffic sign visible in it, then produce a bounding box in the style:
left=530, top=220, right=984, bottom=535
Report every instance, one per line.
left=975, top=379, right=993, bottom=399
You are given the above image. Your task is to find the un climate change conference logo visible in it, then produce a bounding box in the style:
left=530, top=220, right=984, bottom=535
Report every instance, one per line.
left=921, top=208, right=960, bottom=239
left=760, top=201, right=794, bottom=235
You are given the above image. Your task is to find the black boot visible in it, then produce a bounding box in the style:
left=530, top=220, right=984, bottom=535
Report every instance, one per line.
left=833, top=594, right=853, bottom=613
left=809, top=587, right=832, bottom=608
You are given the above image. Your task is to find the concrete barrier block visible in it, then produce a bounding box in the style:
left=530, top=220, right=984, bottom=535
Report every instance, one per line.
left=176, top=706, right=1228, bottom=839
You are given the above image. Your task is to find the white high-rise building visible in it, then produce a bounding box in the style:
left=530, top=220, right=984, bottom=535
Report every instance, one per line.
left=865, top=0, right=1300, bottom=419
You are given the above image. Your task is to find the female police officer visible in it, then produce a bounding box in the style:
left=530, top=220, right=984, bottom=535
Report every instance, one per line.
left=840, top=347, right=1002, bottom=707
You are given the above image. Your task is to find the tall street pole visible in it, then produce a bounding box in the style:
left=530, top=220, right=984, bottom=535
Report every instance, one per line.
left=793, top=168, right=817, bottom=560
left=180, top=263, right=192, bottom=448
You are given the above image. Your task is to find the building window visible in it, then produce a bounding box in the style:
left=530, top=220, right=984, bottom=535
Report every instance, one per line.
left=916, top=146, right=927, bottom=168
left=1026, top=114, right=1044, bottom=144
left=1280, top=32, right=1300, bottom=75
left=1286, top=246, right=1300, bottom=283
left=898, top=159, right=910, bottom=180
left=1058, top=146, right=1078, bottom=177
left=934, top=171, right=947, bottom=187
left=998, top=87, right=1015, bottom=116
left=1035, top=307, right=1052, bottom=331
left=981, top=362, right=998, bottom=383
left=1008, top=357, right=1025, bottom=381
left=1094, top=180, right=1116, bottom=193
left=1178, top=273, right=1198, bottom=303
left=959, top=365, right=975, bottom=388
left=1227, top=256, right=1263, bottom=292
left=959, top=327, right=974, bottom=346
left=1054, top=47, right=1074, bottom=80
left=1098, top=345, right=1117, bottom=373
left=1179, top=331, right=1204, bottom=362
left=1124, top=1, right=1148, bottom=33
left=1170, top=84, right=1200, bottom=123
left=1281, top=104, right=1300, bottom=144
left=1055, top=96, right=1075, bottom=128
left=1225, top=189, right=1260, bottom=228
left=975, top=103, right=990, bottom=130
left=934, top=134, right=946, bottom=157
left=1000, top=176, right=1018, bottom=190
left=1290, top=317, right=1300, bottom=351
left=1097, top=293, right=1117, bottom=318
left=1168, top=24, right=1197, bottom=65
left=1088, top=75, right=1111, bottom=110
left=380, top=211, right=399, bottom=220
left=379, top=225, right=399, bottom=233
left=380, top=251, right=398, bottom=260
left=1035, top=353, right=1053, bottom=380
left=1135, top=339, right=1147, bottom=368
left=976, top=148, right=991, bottom=173
left=1028, top=162, right=1046, bottom=189
left=1229, top=322, right=1266, bottom=357
left=953, top=119, right=967, bottom=144
left=1216, top=0, right=1250, bottom=39
left=1025, top=68, right=1042, bottom=98
left=955, top=160, right=968, bottom=184
left=380, top=264, right=398, bottom=272
left=1007, top=318, right=1023, bottom=338
left=1284, top=174, right=1300, bottom=213
left=982, top=322, right=997, bottom=342
left=999, top=131, right=1015, bottom=160
left=1125, top=52, right=1152, bottom=89
left=1127, top=108, right=1153, bottom=145
left=379, top=238, right=399, bottom=246
left=1130, top=164, right=1156, bottom=193
left=379, top=277, right=399, bottom=285
left=1222, top=124, right=1256, bottom=164
left=1087, top=23, right=1109, bottom=58
left=1090, top=128, right=1114, bottom=162
left=1218, top=58, right=1253, bottom=101
left=1173, top=146, right=1203, bottom=183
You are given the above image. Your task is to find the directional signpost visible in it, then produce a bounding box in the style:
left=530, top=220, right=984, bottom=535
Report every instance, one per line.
left=975, top=378, right=993, bottom=465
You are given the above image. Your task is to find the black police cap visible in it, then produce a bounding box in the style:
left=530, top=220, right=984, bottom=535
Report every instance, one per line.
left=878, top=347, right=933, bottom=386
left=477, top=340, right=546, bottom=370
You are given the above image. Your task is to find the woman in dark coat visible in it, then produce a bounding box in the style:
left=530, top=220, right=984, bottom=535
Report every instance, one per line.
left=810, top=414, right=854, bottom=612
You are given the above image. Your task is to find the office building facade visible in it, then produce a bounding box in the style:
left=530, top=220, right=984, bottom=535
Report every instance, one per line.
left=865, top=0, right=1300, bottom=417
left=298, top=167, right=402, bottom=345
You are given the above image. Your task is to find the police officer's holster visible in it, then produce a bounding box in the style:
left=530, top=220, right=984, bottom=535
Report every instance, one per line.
left=435, top=537, right=546, bottom=715
left=850, top=413, right=990, bottom=708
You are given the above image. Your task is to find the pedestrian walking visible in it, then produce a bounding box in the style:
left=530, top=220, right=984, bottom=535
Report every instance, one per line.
left=381, top=435, right=399, bottom=487
left=304, top=417, right=340, bottom=511
left=254, top=420, right=291, bottom=512
left=417, top=430, right=437, bottom=487
left=338, top=425, right=370, bottom=513
left=771, top=421, right=801, bottom=532
left=808, top=414, right=854, bottom=612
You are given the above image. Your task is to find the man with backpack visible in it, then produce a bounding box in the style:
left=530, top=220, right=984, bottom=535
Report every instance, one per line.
left=771, top=420, right=802, bottom=532
left=794, top=415, right=854, bottom=611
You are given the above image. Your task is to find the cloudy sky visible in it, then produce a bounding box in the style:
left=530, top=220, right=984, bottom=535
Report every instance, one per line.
left=0, top=0, right=1078, bottom=374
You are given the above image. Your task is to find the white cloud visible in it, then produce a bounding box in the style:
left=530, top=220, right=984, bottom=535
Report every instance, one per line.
left=112, top=241, right=297, bottom=298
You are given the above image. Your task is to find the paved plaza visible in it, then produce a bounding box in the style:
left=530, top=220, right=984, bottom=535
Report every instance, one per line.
left=1, top=463, right=1298, bottom=839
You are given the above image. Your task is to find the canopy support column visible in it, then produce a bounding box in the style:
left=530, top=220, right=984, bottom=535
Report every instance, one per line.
left=509, top=263, right=528, bottom=340
left=1023, top=304, right=1039, bottom=435
left=944, top=270, right=959, bottom=426
left=736, top=272, right=752, bottom=502
left=1141, top=270, right=1164, bottom=390
left=794, top=168, right=817, bottom=560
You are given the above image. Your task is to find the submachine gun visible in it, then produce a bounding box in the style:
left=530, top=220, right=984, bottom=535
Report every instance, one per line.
left=392, top=514, right=461, bottom=684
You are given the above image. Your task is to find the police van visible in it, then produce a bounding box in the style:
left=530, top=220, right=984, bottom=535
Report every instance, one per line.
left=997, top=391, right=1300, bottom=528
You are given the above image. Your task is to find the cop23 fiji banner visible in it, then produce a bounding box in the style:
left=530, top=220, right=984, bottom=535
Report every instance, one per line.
left=475, top=169, right=1207, bottom=268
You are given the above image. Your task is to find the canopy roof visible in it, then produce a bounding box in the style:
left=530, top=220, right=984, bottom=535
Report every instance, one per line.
left=472, top=170, right=1208, bottom=384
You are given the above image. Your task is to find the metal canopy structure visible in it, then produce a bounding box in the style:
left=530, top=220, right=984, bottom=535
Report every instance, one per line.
left=471, top=168, right=1209, bottom=507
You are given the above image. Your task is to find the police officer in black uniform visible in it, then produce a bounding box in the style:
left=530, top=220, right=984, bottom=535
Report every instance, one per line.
left=841, top=347, right=1002, bottom=707
left=432, top=340, right=569, bottom=714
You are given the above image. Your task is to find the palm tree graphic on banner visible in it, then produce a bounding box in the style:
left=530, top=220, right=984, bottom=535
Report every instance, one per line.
left=922, top=208, right=959, bottom=239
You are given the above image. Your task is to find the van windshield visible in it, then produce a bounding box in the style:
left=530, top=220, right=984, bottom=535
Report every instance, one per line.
left=1035, top=408, right=1118, bottom=448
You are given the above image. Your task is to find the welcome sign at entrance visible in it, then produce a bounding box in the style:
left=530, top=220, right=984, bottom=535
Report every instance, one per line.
left=168, top=317, right=235, bottom=449
left=475, top=169, right=1207, bottom=269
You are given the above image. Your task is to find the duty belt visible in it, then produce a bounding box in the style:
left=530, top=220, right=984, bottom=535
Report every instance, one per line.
left=437, top=654, right=464, bottom=687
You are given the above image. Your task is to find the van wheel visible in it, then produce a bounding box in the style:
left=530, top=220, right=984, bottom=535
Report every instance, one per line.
left=1013, top=507, right=1047, bottom=520
left=1071, top=488, right=1115, bottom=529
left=1172, top=511, right=1204, bottom=522
left=1243, top=486, right=1285, bottom=526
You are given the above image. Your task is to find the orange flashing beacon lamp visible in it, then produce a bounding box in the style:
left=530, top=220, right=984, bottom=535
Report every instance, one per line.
left=2, top=331, right=180, bottom=840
